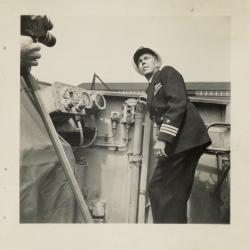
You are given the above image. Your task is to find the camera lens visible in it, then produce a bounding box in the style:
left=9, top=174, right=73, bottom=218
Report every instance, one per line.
left=39, top=32, right=56, bottom=47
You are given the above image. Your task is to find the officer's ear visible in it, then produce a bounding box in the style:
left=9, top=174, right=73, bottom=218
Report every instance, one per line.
left=153, top=55, right=160, bottom=69
left=155, top=60, right=160, bottom=69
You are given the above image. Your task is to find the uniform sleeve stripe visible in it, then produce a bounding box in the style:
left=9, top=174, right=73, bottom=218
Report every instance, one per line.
left=161, top=124, right=179, bottom=132
left=160, top=127, right=177, bottom=134
left=154, top=85, right=162, bottom=95
left=160, top=126, right=177, bottom=133
left=154, top=83, right=161, bottom=90
left=159, top=129, right=177, bottom=137
left=155, top=83, right=161, bottom=88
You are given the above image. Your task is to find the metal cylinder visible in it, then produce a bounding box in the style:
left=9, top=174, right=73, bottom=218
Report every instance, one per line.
left=137, top=111, right=152, bottom=223
left=128, top=102, right=145, bottom=223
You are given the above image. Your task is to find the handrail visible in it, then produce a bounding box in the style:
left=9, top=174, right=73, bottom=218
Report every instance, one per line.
left=207, top=122, right=230, bottom=131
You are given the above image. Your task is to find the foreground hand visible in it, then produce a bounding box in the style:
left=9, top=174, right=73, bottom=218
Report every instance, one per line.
left=153, top=139, right=168, bottom=159
left=20, top=35, right=41, bottom=67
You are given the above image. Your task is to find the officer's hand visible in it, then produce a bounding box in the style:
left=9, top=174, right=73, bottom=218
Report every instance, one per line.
left=154, top=139, right=168, bottom=159
left=20, top=35, right=41, bottom=68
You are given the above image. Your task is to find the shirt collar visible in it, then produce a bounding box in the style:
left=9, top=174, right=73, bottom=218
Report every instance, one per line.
left=149, top=70, right=160, bottom=85
left=148, top=74, right=153, bottom=83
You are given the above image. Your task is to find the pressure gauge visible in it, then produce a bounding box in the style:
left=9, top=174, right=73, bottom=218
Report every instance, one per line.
left=81, top=91, right=92, bottom=109
left=93, top=93, right=106, bottom=110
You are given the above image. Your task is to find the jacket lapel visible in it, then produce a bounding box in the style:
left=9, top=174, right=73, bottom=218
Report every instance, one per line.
left=151, top=70, right=160, bottom=86
left=146, top=70, right=161, bottom=109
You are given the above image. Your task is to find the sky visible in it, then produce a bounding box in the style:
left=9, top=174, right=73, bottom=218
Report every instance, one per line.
left=31, top=16, right=230, bottom=85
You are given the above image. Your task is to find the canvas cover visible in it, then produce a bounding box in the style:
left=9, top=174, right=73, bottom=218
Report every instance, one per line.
left=20, top=76, right=83, bottom=223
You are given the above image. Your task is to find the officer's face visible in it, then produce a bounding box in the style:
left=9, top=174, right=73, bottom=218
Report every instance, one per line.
left=137, top=53, right=159, bottom=77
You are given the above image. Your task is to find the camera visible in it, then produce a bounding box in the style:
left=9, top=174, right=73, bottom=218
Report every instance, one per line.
left=21, top=15, right=56, bottom=47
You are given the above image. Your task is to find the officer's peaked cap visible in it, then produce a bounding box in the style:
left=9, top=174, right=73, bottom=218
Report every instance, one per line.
left=133, top=46, right=161, bottom=66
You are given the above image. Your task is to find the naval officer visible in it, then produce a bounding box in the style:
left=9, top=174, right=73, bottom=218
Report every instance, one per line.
left=133, top=47, right=211, bottom=223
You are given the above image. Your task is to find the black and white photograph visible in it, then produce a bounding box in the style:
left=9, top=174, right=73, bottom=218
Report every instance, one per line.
left=1, top=0, right=250, bottom=249
left=20, top=14, right=230, bottom=224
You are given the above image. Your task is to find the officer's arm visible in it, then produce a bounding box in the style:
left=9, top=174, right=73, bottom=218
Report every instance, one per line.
left=157, top=66, right=187, bottom=144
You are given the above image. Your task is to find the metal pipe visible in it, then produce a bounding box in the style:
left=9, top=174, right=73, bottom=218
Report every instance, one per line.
left=137, top=111, right=152, bottom=223
left=73, top=128, right=98, bottom=151
left=74, top=119, right=118, bottom=150
left=97, top=128, right=116, bottom=139
left=94, top=137, right=129, bottom=148
left=94, top=126, right=130, bottom=149
left=128, top=101, right=145, bottom=223
left=76, top=120, right=84, bottom=147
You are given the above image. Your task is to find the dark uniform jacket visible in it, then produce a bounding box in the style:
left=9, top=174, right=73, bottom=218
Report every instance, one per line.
left=146, top=66, right=211, bottom=155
